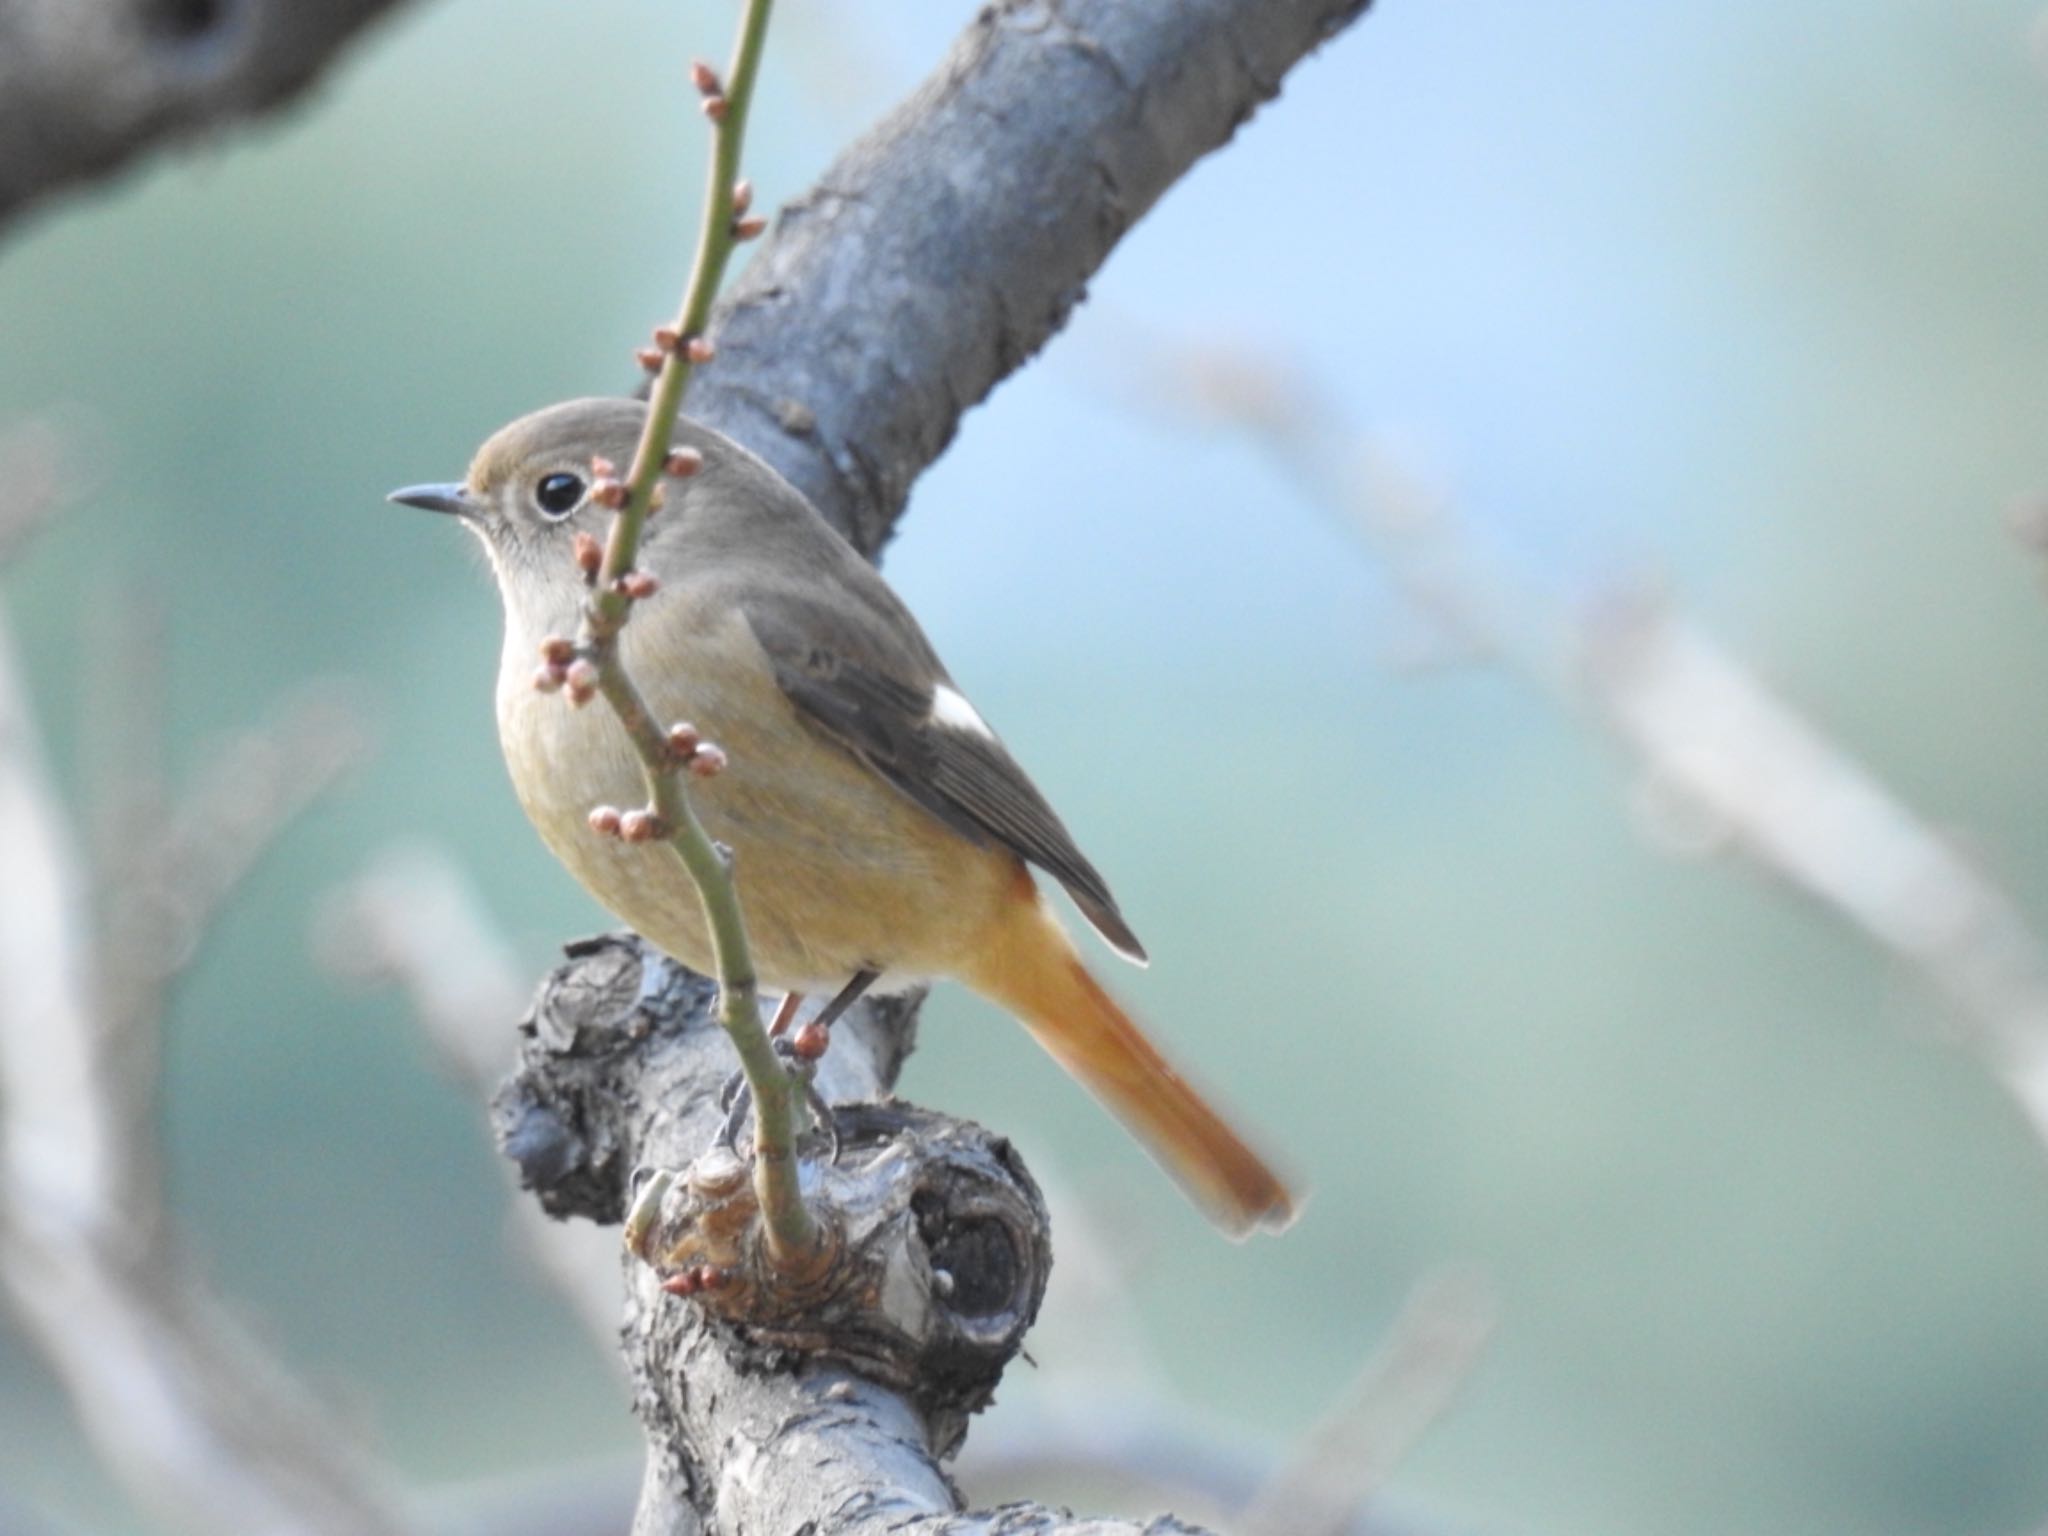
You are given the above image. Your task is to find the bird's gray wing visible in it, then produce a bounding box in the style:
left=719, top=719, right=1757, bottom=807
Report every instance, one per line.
left=739, top=588, right=1147, bottom=964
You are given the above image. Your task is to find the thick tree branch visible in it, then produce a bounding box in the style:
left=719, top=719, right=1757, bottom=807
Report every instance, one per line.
left=0, top=0, right=415, bottom=236
left=691, top=0, right=1370, bottom=554
left=497, top=938, right=1203, bottom=1536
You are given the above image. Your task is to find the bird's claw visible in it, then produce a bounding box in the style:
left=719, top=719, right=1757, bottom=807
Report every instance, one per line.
left=714, top=1045, right=840, bottom=1163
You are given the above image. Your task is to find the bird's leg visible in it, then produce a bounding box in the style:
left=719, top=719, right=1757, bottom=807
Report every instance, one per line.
left=714, top=973, right=876, bottom=1159
left=784, top=970, right=879, bottom=1166
left=715, top=1032, right=834, bottom=1159
left=766, top=989, right=805, bottom=1039
left=799, top=1074, right=841, bottom=1166
left=789, top=969, right=879, bottom=1063
left=715, top=1077, right=755, bottom=1156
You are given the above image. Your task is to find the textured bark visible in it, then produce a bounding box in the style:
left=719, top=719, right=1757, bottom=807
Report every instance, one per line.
left=690, top=0, right=1371, bottom=553
left=0, top=0, right=413, bottom=234
left=496, top=938, right=1205, bottom=1536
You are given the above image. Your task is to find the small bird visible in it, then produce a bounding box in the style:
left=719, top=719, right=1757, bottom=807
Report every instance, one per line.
left=391, top=397, right=1295, bottom=1236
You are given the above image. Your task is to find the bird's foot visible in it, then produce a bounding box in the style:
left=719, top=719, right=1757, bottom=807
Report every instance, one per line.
left=714, top=1038, right=843, bottom=1164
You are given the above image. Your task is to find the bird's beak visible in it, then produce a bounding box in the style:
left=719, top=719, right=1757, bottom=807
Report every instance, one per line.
left=386, top=482, right=476, bottom=518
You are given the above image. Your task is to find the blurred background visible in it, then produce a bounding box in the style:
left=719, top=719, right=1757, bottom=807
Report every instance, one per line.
left=4, top=1, right=2048, bottom=1533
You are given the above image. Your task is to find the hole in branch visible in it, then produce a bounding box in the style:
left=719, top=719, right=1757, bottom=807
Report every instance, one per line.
left=915, top=1189, right=1021, bottom=1320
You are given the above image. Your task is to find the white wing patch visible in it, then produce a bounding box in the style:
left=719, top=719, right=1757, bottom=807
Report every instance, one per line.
left=929, top=683, right=995, bottom=739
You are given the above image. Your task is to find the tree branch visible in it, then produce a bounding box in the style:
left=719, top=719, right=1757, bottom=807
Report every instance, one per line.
left=497, top=937, right=1201, bottom=1536
left=691, top=0, right=1370, bottom=553
left=0, top=0, right=416, bottom=237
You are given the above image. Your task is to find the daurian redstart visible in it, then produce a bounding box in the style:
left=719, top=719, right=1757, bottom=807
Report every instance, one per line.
left=392, top=398, right=1295, bottom=1236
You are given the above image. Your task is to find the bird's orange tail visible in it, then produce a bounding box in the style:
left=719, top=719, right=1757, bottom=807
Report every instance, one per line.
left=964, top=895, right=1297, bottom=1238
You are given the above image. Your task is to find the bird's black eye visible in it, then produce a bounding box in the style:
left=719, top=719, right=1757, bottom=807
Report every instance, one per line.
left=535, top=472, right=585, bottom=519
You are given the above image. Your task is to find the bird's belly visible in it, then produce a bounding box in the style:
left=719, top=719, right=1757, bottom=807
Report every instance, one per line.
left=496, top=626, right=1016, bottom=992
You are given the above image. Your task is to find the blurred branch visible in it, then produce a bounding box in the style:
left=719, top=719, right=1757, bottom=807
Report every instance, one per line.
left=1156, top=342, right=2048, bottom=1157
left=106, top=681, right=369, bottom=1035
left=959, top=1408, right=1484, bottom=1536
left=1582, top=587, right=2048, bottom=1144
left=1242, top=1270, right=1495, bottom=1536
left=0, top=416, right=73, bottom=568
left=960, top=1226, right=1492, bottom=1536
left=419, top=1460, right=638, bottom=1536
left=0, top=0, right=416, bottom=239
left=317, top=845, right=622, bottom=1347
left=0, top=574, right=407, bottom=1531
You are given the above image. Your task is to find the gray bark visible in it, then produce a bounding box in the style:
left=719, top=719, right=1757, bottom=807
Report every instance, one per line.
left=0, top=0, right=413, bottom=234
left=494, top=938, right=1212, bottom=1536
left=691, top=0, right=1371, bottom=553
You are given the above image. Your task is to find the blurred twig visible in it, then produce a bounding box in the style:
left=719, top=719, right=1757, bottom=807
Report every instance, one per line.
left=975, top=1166, right=1488, bottom=1535
left=0, top=416, right=72, bottom=568
left=1241, top=1270, right=1495, bottom=1536
left=0, top=528, right=405, bottom=1531
left=317, top=845, right=623, bottom=1347
left=0, top=0, right=417, bottom=240
left=1147, top=338, right=2048, bottom=1157
left=959, top=1401, right=1487, bottom=1536
left=418, top=1459, right=639, bottom=1536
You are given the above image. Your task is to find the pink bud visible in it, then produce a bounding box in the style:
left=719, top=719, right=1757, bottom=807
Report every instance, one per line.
left=688, top=743, right=728, bottom=778
left=620, top=809, right=669, bottom=843
left=588, top=805, right=623, bottom=836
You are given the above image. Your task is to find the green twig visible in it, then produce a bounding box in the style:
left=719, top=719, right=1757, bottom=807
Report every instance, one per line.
left=574, top=0, right=817, bottom=1267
